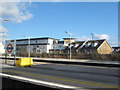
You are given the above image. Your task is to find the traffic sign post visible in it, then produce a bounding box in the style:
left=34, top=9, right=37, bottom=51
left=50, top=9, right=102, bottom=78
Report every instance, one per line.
left=5, top=40, right=16, bottom=65
left=6, top=44, right=13, bottom=53
left=14, top=40, right=16, bottom=66
left=5, top=54, right=7, bottom=64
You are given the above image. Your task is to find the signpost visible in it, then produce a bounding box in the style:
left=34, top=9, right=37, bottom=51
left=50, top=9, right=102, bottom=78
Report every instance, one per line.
left=6, top=43, right=14, bottom=54
left=5, top=40, right=16, bottom=65
left=36, top=48, right=41, bottom=54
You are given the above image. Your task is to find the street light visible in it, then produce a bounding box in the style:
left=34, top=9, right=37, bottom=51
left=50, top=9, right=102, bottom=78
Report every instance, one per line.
left=91, top=33, right=94, bottom=40
left=0, top=18, right=10, bottom=64
left=65, top=31, right=75, bottom=60
left=0, top=18, right=10, bottom=22
left=23, top=35, right=30, bottom=58
left=4, top=19, right=10, bottom=22
left=1, top=18, right=16, bottom=66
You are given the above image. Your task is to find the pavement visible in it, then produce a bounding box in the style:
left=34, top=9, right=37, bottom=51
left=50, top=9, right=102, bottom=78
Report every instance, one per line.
left=0, top=56, right=120, bottom=67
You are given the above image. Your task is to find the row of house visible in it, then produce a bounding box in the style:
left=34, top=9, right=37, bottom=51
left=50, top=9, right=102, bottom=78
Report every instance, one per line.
left=49, top=38, right=113, bottom=54
left=6, top=37, right=119, bottom=56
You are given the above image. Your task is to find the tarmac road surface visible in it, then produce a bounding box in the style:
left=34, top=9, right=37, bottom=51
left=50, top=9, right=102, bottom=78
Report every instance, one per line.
left=1, top=59, right=120, bottom=89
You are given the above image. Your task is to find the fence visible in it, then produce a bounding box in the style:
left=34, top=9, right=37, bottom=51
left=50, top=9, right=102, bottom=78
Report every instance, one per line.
left=15, top=52, right=120, bottom=61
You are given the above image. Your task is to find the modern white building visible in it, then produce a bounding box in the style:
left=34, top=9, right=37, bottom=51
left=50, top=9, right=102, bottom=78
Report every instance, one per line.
left=6, top=37, right=75, bottom=56
left=5, top=37, right=113, bottom=56
left=7, top=37, right=59, bottom=56
left=0, top=43, right=5, bottom=54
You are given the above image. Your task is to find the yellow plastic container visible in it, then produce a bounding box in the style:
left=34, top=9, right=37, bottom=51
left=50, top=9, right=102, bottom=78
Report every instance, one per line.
left=16, top=58, right=33, bottom=67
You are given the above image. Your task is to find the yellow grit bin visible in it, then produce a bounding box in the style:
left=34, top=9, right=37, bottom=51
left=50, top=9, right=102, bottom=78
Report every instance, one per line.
left=16, top=58, right=33, bottom=67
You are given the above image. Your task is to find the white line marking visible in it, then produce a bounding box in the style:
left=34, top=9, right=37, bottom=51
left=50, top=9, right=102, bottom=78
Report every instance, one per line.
left=0, top=73, right=80, bottom=89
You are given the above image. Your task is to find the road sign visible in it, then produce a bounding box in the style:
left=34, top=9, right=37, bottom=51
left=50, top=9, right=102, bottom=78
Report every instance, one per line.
left=5, top=40, right=15, bottom=54
left=36, top=48, right=41, bottom=54
left=7, top=44, right=13, bottom=53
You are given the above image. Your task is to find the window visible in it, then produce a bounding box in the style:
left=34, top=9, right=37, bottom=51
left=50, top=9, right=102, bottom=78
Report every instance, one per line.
left=94, top=42, right=98, bottom=47
left=42, top=46, right=45, bottom=49
left=36, top=40, right=38, bottom=43
left=86, top=43, right=91, bottom=47
left=92, top=42, right=98, bottom=47
left=75, top=44, right=79, bottom=48
left=90, top=50, right=92, bottom=53
left=59, top=45, right=62, bottom=48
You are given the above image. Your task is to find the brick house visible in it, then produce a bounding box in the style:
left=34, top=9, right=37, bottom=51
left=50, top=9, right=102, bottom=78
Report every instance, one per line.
left=78, top=39, right=112, bottom=54
left=64, top=39, right=113, bottom=54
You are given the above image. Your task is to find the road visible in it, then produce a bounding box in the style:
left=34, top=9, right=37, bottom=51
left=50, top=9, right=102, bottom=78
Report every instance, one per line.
left=1, top=59, right=120, bottom=89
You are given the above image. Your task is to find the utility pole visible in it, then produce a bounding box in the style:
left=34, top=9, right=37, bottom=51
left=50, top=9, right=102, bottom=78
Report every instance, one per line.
left=23, top=35, right=31, bottom=58
left=0, top=18, right=9, bottom=64
left=54, top=40, right=56, bottom=57
left=65, top=31, right=74, bottom=60
left=69, top=33, right=71, bottom=60
left=91, top=33, right=94, bottom=40
left=14, top=39, right=16, bottom=66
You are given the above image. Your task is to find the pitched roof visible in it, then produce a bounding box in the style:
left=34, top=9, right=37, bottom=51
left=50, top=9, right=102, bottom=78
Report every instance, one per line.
left=64, top=40, right=106, bottom=51
left=63, top=38, right=76, bottom=40
left=74, top=41, right=85, bottom=50
left=72, top=41, right=85, bottom=44
left=64, top=41, right=85, bottom=51
left=81, top=39, right=105, bottom=50
left=112, top=47, right=120, bottom=49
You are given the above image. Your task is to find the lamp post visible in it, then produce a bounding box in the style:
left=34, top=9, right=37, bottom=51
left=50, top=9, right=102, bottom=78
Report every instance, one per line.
left=0, top=18, right=10, bottom=64
left=0, top=18, right=10, bottom=47
left=23, top=35, right=30, bottom=58
left=14, top=39, right=16, bottom=66
left=91, top=33, right=94, bottom=40
left=0, top=18, right=10, bottom=22
left=65, top=31, right=74, bottom=60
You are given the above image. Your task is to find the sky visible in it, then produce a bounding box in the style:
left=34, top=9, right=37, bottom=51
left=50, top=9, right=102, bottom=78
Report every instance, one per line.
left=0, top=1, right=119, bottom=47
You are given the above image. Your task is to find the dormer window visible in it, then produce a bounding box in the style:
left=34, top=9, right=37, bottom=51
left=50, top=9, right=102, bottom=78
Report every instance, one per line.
left=94, top=42, right=98, bottom=47
left=59, top=45, right=62, bottom=48
left=91, top=42, right=98, bottom=47
left=86, top=43, right=91, bottom=47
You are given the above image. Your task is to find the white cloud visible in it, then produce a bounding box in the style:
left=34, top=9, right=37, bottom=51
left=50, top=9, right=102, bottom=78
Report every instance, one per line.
left=94, top=33, right=110, bottom=40
left=0, top=25, right=8, bottom=43
left=0, top=25, right=8, bottom=33
left=0, top=43, right=5, bottom=54
left=0, top=0, right=33, bottom=46
left=1, top=1, right=33, bottom=23
left=75, top=33, right=110, bottom=41
left=110, top=42, right=118, bottom=45
left=118, top=41, right=120, bottom=46
left=76, top=36, right=90, bottom=41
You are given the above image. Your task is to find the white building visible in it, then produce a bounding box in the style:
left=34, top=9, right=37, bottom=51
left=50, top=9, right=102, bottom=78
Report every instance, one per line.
left=7, top=37, right=59, bottom=56
left=5, top=37, right=76, bottom=55
left=0, top=43, right=5, bottom=54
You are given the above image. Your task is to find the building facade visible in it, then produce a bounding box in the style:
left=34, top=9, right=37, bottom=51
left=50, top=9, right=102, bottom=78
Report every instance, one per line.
left=0, top=43, right=5, bottom=54
left=73, top=39, right=112, bottom=54
left=12, top=37, right=58, bottom=56
left=49, top=38, right=76, bottom=54
left=6, top=37, right=113, bottom=56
